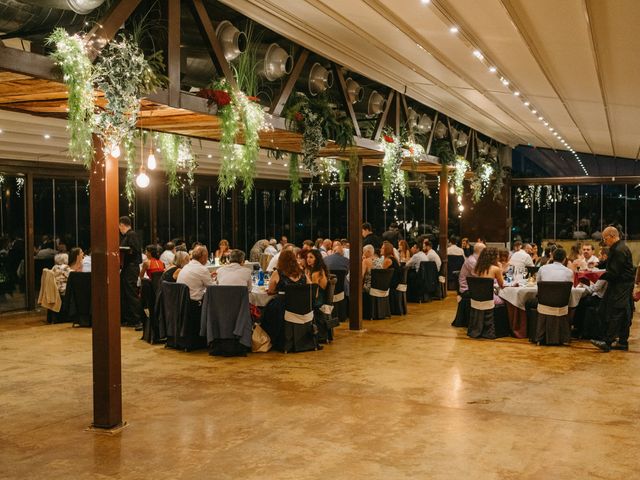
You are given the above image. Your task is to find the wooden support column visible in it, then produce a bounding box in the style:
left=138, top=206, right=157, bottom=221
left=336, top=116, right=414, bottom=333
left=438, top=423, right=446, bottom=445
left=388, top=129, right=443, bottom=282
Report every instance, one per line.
left=438, top=164, right=448, bottom=291
left=231, top=188, right=239, bottom=248
left=167, top=0, right=181, bottom=107
left=90, top=135, right=123, bottom=429
left=25, top=173, right=35, bottom=309
left=348, top=155, right=363, bottom=330
left=394, top=93, right=401, bottom=135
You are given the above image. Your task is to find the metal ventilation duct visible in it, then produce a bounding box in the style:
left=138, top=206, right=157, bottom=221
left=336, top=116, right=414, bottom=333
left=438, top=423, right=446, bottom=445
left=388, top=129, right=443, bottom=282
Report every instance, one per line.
left=0, top=0, right=104, bottom=39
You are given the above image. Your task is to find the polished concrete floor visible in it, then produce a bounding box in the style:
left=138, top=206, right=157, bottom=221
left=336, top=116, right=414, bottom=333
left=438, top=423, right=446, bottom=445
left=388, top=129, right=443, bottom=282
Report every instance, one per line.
left=1, top=297, right=639, bottom=480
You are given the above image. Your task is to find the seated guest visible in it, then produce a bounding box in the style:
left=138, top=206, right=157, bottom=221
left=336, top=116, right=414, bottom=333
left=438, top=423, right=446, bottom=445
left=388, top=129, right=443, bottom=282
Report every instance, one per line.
left=536, top=246, right=552, bottom=267
left=398, top=240, right=411, bottom=263
left=68, top=247, right=84, bottom=272
left=159, top=241, right=176, bottom=268
left=51, top=253, right=70, bottom=295
left=306, top=249, right=329, bottom=306
left=380, top=241, right=401, bottom=289
left=341, top=238, right=350, bottom=259
left=530, top=243, right=540, bottom=264
left=139, top=244, right=165, bottom=280
left=582, top=243, right=599, bottom=267
left=215, top=239, right=232, bottom=263
left=459, top=242, right=486, bottom=293
left=162, top=251, right=190, bottom=282
left=461, top=237, right=473, bottom=257
left=406, top=239, right=441, bottom=272
left=537, top=248, right=573, bottom=282
left=598, top=246, right=609, bottom=269
left=249, top=239, right=269, bottom=262
left=362, top=244, right=382, bottom=293
left=264, top=239, right=278, bottom=256
left=301, top=239, right=315, bottom=254
left=277, top=236, right=288, bottom=252
left=319, top=238, right=333, bottom=257
left=176, top=245, right=214, bottom=302
left=447, top=236, right=465, bottom=257
left=474, top=247, right=504, bottom=304
left=567, top=244, right=587, bottom=271
left=509, top=241, right=534, bottom=268
left=325, top=241, right=350, bottom=271
left=267, top=243, right=295, bottom=272
left=216, top=249, right=252, bottom=290
left=82, top=248, right=92, bottom=273
left=498, top=248, right=510, bottom=274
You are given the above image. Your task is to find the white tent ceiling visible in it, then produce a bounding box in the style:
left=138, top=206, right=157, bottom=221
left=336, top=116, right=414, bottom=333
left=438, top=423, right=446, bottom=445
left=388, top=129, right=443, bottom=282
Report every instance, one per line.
left=224, top=0, right=640, bottom=161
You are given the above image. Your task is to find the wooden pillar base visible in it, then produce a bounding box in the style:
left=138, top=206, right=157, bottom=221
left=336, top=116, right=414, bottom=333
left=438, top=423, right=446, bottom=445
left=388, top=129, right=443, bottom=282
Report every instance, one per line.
left=348, top=155, right=363, bottom=330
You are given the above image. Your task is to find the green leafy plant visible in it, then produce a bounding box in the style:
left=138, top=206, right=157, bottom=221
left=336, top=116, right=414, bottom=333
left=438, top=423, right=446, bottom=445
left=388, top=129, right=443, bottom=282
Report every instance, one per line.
left=431, top=138, right=455, bottom=165
left=47, top=28, right=95, bottom=167
left=380, top=132, right=408, bottom=201
left=449, top=155, right=469, bottom=197
left=469, top=160, right=493, bottom=204
left=289, top=153, right=302, bottom=202
left=156, top=132, right=196, bottom=196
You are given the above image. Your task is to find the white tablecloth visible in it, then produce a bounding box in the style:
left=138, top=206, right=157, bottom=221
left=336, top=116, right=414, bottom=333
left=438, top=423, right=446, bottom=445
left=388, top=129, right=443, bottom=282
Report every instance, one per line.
left=498, top=285, right=587, bottom=310
left=249, top=286, right=274, bottom=307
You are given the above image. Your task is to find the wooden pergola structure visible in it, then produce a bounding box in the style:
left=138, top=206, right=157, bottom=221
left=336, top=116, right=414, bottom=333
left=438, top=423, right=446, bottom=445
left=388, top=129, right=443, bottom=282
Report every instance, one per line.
left=0, top=0, right=450, bottom=431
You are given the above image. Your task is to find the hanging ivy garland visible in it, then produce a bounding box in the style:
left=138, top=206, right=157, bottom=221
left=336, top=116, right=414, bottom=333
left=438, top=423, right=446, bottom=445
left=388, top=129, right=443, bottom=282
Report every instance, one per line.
left=449, top=155, right=469, bottom=197
left=204, top=79, right=271, bottom=201
left=469, top=161, right=494, bottom=204
left=47, top=28, right=95, bottom=167
left=156, top=132, right=197, bottom=196
left=380, top=133, right=409, bottom=201
left=289, top=153, right=302, bottom=203
left=431, top=138, right=455, bottom=165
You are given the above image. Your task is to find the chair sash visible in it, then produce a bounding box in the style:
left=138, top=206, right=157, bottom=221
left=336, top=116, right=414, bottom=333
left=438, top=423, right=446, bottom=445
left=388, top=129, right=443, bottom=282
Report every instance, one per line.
left=319, top=304, right=334, bottom=315
left=537, top=303, right=568, bottom=316
left=333, top=291, right=345, bottom=302
left=369, top=287, right=389, bottom=298
left=470, top=299, right=494, bottom=311
left=284, top=310, right=313, bottom=324
left=396, top=283, right=407, bottom=292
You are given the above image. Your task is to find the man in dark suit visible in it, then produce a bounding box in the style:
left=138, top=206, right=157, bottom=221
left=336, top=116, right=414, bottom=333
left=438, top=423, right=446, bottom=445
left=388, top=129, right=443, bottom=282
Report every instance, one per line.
left=382, top=222, right=402, bottom=249
left=324, top=241, right=350, bottom=272
left=119, top=216, right=142, bottom=327
left=591, top=227, right=635, bottom=352
left=361, top=222, right=382, bottom=252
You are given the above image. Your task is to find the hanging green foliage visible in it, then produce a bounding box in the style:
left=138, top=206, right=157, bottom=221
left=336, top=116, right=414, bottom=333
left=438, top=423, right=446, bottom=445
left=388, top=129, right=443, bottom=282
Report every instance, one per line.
left=232, top=21, right=263, bottom=98
left=289, top=153, right=302, bottom=202
left=380, top=133, right=408, bottom=201
left=156, top=132, right=196, bottom=196
left=337, top=159, right=347, bottom=201
left=449, top=155, right=470, bottom=197
left=469, top=160, right=493, bottom=204
left=431, top=138, right=455, bottom=165
left=47, top=28, right=95, bottom=167
left=122, top=132, right=137, bottom=204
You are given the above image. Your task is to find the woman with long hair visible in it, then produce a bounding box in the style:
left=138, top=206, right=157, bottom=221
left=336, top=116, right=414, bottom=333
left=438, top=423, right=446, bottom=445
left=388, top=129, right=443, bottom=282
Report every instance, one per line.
left=380, top=241, right=401, bottom=288
left=474, top=247, right=504, bottom=304
left=162, top=250, right=190, bottom=282
left=215, top=239, right=231, bottom=263
left=68, top=247, right=84, bottom=272
left=267, top=249, right=308, bottom=295
left=306, top=249, right=329, bottom=307
left=398, top=239, right=411, bottom=263
left=139, top=244, right=165, bottom=280
left=567, top=243, right=586, bottom=271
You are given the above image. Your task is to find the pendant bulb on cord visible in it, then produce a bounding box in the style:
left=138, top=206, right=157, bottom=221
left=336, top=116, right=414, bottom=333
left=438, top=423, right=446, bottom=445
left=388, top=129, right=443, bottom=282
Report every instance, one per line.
left=147, top=129, right=156, bottom=170
left=136, top=129, right=150, bottom=188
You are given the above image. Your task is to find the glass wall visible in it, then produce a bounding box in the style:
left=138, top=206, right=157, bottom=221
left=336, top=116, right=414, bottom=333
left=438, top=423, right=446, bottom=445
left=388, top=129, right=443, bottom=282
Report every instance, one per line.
left=0, top=174, right=26, bottom=312
left=511, top=183, right=639, bottom=244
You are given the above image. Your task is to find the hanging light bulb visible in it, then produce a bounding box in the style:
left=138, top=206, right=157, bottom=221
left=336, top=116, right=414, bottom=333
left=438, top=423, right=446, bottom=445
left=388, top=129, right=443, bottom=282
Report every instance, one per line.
left=147, top=151, right=157, bottom=170
left=136, top=167, right=150, bottom=188
left=449, top=186, right=455, bottom=194
left=458, top=204, right=464, bottom=212
left=457, top=195, right=462, bottom=202
left=110, top=143, right=121, bottom=158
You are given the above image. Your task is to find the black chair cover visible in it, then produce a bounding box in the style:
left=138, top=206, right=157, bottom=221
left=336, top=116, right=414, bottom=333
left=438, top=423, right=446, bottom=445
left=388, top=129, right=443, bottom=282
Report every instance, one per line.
left=364, top=268, right=394, bottom=320
left=66, top=272, right=91, bottom=327
left=447, top=255, right=465, bottom=291
left=452, top=290, right=471, bottom=327
left=157, top=282, right=206, bottom=351
left=407, top=261, right=439, bottom=303
left=390, top=265, right=409, bottom=315
left=141, top=271, right=164, bottom=344
left=467, top=277, right=500, bottom=339
left=534, top=281, right=573, bottom=345
left=199, top=285, right=252, bottom=356
left=283, top=284, right=318, bottom=353
left=330, top=269, right=348, bottom=323
left=316, top=275, right=338, bottom=344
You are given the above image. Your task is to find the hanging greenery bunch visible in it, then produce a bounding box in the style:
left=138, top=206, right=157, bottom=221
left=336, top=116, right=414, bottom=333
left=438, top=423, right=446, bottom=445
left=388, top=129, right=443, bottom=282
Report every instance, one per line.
left=289, top=153, right=302, bottom=203
left=380, top=132, right=408, bottom=201
left=449, top=155, right=469, bottom=197
left=469, top=161, right=494, bottom=204
left=206, top=79, right=271, bottom=201
left=47, top=28, right=95, bottom=167
left=284, top=93, right=354, bottom=172
left=404, top=140, right=426, bottom=163
left=156, top=132, right=197, bottom=196
left=336, top=159, right=347, bottom=201
left=416, top=174, right=432, bottom=198
left=431, top=138, right=455, bottom=165
left=491, top=160, right=510, bottom=201
left=123, top=133, right=137, bottom=203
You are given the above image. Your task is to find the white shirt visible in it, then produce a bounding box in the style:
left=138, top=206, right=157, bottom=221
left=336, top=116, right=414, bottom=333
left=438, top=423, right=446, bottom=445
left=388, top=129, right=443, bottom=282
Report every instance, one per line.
left=585, top=254, right=599, bottom=266
left=509, top=250, right=534, bottom=268
left=82, top=255, right=92, bottom=273
left=447, top=245, right=466, bottom=257
left=216, top=262, right=252, bottom=290
left=406, top=250, right=442, bottom=271
left=537, top=261, right=573, bottom=283
left=264, top=245, right=278, bottom=256
left=176, top=260, right=214, bottom=301
left=266, top=252, right=280, bottom=272
left=160, top=249, right=175, bottom=268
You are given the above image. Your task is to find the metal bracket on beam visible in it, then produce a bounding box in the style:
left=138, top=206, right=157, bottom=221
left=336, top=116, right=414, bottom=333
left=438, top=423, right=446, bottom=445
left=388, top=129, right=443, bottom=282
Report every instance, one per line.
left=270, top=49, right=309, bottom=116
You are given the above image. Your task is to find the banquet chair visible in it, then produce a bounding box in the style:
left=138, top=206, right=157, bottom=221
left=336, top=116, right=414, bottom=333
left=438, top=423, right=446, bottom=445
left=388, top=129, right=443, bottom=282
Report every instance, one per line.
left=316, top=275, right=338, bottom=343
left=38, top=268, right=65, bottom=324
left=466, top=277, right=509, bottom=339
left=200, top=285, right=252, bottom=356
left=283, top=284, right=318, bottom=353
left=407, top=261, right=439, bottom=303
left=66, top=272, right=91, bottom=327
left=452, top=290, right=470, bottom=328
left=330, top=269, right=348, bottom=323
left=157, top=282, right=206, bottom=352
left=534, top=281, right=573, bottom=345
left=390, top=265, right=409, bottom=315
left=363, top=268, right=395, bottom=320
left=447, top=255, right=465, bottom=291
left=141, top=271, right=164, bottom=343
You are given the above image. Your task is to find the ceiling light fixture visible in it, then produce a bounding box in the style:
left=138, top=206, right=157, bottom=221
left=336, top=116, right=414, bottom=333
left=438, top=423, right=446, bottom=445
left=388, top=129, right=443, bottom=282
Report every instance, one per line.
left=421, top=0, right=431, bottom=4
left=44, top=134, right=51, bottom=139
left=501, top=77, right=509, bottom=86
left=489, top=66, right=497, bottom=73
left=531, top=109, right=537, bottom=114
left=207, top=154, right=212, bottom=159
left=472, top=50, right=483, bottom=60
left=524, top=101, right=530, bottom=106
left=449, top=26, right=459, bottom=34
left=514, top=91, right=520, bottom=96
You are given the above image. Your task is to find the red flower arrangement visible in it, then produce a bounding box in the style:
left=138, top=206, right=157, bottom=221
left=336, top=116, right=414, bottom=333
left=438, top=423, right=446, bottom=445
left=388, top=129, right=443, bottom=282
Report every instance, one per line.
left=198, top=88, right=232, bottom=108
left=383, top=135, right=394, bottom=143
left=294, top=111, right=304, bottom=122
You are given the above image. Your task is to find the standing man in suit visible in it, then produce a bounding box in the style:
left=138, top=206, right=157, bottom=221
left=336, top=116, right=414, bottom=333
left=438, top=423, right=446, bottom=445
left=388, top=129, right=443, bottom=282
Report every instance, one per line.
left=119, top=216, right=142, bottom=327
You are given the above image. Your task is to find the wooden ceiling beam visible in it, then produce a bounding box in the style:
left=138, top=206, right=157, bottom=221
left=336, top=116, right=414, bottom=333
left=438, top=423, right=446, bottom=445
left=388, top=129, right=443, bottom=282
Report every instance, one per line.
left=371, top=89, right=394, bottom=141
left=84, top=0, right=144, bottom=61
left=333, top=64, right=361, bottom=138
left=270, top=49, right=309, bottom=116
